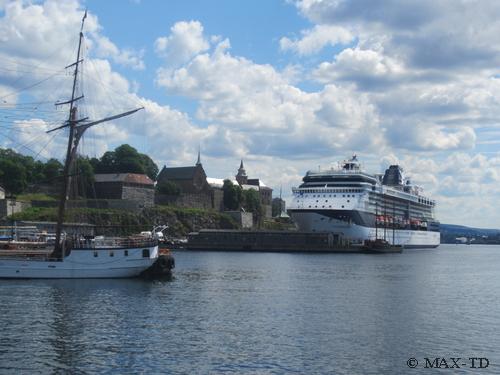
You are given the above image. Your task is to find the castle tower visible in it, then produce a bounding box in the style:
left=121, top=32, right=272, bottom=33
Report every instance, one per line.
left=235, top=159, right=248, bottom=185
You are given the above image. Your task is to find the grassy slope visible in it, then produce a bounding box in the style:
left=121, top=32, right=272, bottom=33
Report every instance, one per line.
left=11, top=205, right=239, bottom=236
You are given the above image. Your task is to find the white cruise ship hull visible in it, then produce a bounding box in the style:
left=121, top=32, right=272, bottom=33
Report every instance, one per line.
left=290, top=211, right=440, bottom=248
left=0, top=245, right=158, bottom=279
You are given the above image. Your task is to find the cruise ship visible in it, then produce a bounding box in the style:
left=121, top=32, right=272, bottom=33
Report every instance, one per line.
left=288, top=156, right=440, bottom=248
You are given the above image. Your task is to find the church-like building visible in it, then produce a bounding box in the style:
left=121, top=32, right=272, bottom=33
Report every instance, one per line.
left=155, top=153, right=272, bottom=217
left=155, top=152, right=224, bottom=211
left=234, top=160, right=273, bottom=218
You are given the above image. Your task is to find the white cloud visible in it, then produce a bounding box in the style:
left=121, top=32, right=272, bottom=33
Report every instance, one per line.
left=280, top=25, right=353, bottom=55
left=313, top=47, right=406, bottom=88
left=93, top=35, right=145, bottom=70
left=0, top=2, right=204, bottom=166
left=1, top=1, right=500, bottom=228
left=154, top=20, right=209, bottom=66
left=157, top=35, right=385, bottom=158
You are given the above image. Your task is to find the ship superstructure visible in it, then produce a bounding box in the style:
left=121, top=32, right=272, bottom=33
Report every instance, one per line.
left=288, top=156, right=440, bottom=248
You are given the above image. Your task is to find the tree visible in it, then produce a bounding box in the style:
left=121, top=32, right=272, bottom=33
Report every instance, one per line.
left=156, top=180, right=181, bottom=195
left=272, top=198, right=285, bottom=217
left=72, top=156, right=95, bottom=198
left=92, top=144, right=159, bottom=180
left=43, top=158, right=63, bottom=182
left=140, top=154, right=159, bottom=181
left=242, top=189, right=263, bottom=224
left=223, top=179, right=242, bottom=210
left=0, top=159, right=27, bottom=194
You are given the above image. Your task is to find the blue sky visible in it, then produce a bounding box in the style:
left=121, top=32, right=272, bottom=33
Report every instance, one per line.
left=0, top=0, right=500, bottom=228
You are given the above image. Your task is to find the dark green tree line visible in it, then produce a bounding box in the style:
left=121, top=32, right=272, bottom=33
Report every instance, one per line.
left=0, top=144, right=159, bottom=195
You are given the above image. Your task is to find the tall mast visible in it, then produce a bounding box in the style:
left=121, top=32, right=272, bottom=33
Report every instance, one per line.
left=392, top=200, right=396, bottom=245
left=383, top=198, right=387, bottom=241
left=51, top=10, right=143, bottom=257
left=53, top=11, right=87, bottom=257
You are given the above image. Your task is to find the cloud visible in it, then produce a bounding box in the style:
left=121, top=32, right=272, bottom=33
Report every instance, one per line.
left=280, top=25, right=354, bottom=55
left=0, top=1, right=204, bottom=167
left=385, top=121, right=476, bottom=151
left=2, top=1, right=500, bottom=228
left=313, top=47, right=406, bottom=89
left=93, top=35, right=145, bottom=70
left=154, top=20, right=209, bottom=66
left=156, top=33, right=385, bottom=158
left=295, top=0, right=500, bottom=71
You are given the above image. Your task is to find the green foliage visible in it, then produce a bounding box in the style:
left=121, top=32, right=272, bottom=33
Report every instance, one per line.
left=16, top=193, right=56, bottom=202
left=93, top=144, right=159, bottom=180
left=12, top=205, right=239, bottom=237
left=73, top=156, right=95, bottom=198
left=272, top=198, right=285, bottom=217
left=43, top=158, right=63, bottom=182
left=242, top=189, right=261, bottom=212
left=242, top=188, right=263, bottom=225
left=156, top=180, right=181, bottom=195
left=0, top=144, right=158, bottom=196
left=0, top=158, right=27, bottom=194
left=223, top=179, right=242, bottom=210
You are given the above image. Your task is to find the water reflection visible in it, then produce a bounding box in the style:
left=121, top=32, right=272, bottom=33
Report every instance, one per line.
left=1, top=245, right=499, bottom=374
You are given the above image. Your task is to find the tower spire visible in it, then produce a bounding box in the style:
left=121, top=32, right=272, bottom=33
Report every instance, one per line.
left=235, top=159, right=248, bottom=185
left=196, top=146, right=201, bottom=166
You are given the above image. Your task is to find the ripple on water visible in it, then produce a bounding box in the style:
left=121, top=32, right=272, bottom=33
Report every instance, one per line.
left=0, top=245, right=499, bottom=374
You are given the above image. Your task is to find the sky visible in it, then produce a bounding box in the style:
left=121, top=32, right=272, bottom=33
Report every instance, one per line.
left=0, top=0, right=499, bottom=228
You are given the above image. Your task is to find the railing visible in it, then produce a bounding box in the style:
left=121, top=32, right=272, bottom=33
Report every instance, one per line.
left=71, top=236, right=158, bottom=249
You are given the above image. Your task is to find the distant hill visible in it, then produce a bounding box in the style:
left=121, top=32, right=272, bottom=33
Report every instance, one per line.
left=440, top=223, right=500, bottom=244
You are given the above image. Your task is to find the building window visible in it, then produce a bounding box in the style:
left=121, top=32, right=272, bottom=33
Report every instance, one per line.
left=142, top=249, right=150, bottom=258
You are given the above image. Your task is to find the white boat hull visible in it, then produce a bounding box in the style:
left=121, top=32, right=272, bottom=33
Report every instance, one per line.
left=290, top=211, right=440, bottom=248
left=0, top=246, right=158, bottom=279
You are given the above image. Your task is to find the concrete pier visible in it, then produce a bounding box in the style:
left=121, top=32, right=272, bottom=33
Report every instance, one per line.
left=186, top=229, right=366, bottom=253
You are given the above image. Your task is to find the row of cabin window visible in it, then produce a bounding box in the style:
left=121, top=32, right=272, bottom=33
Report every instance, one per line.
left=311, top=194, right=356, bottom=198
left=314, top=198, right=351, bottom=203
left=304, top=188, right=363, bottom=194
left=309, top=205, right=346, bottom=209
left=93, top=249, right=150, bottom=258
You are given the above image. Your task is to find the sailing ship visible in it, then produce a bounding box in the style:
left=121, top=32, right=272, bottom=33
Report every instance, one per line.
left=0, top=11, right=174, bottom=278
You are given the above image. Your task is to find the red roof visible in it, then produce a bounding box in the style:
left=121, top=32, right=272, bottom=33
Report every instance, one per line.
left=94, top=173, right=154, bottom=185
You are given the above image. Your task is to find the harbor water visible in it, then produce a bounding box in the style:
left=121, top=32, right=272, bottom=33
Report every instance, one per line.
left=0, top=244, right=499, bottom=374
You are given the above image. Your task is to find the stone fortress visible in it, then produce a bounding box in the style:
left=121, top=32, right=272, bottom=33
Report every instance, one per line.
left=0, top=152, right=275, bottom=228
left=154, top=152, right=273, bottom=218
